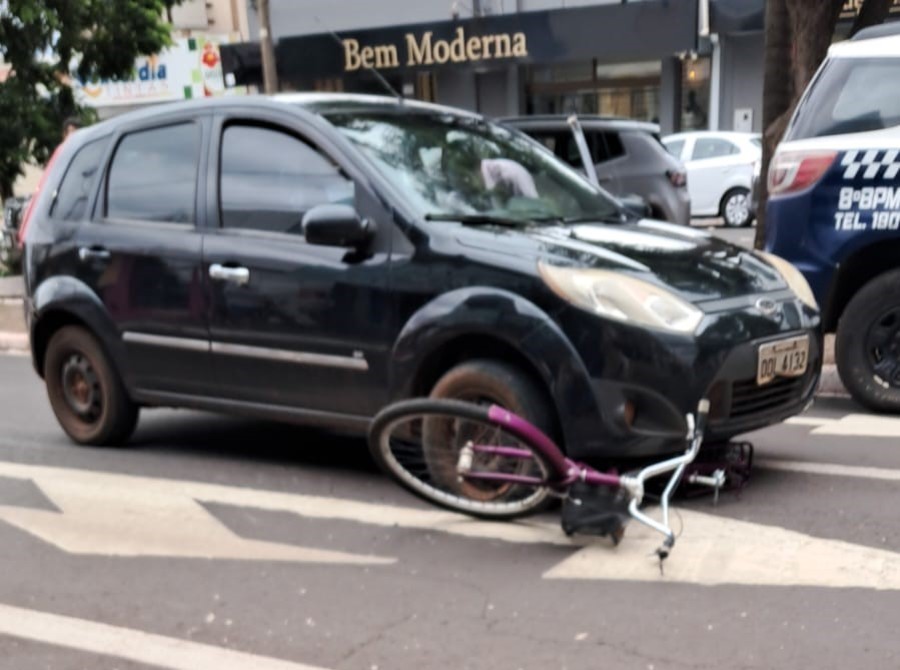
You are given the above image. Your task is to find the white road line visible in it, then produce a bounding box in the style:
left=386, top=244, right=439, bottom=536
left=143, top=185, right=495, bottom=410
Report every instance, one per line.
left=544, top=508, right=900, bottom=588
left=785, top=416, right=838, bottom=427
left=0, top=461, right=570, bottom=555
left=0, top=602, right=329, bottom=670
left=811, top=414, right=900, bottom=437
left=758, top=458, right=900, bottom=482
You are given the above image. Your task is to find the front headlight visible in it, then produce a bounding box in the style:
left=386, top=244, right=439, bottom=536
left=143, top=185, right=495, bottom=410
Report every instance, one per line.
left=755, top=251, right=818, bottom=310
left=538, top=262, right=703, bottom=334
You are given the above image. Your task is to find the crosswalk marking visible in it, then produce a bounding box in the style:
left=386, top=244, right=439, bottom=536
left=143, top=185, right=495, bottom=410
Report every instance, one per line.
left=810, top=413, right=900, bottom=437
left=544, top=508, right=900, bottom=588
left=0, top=602, right=330, bottom=670
left=785, top=416, right=837, bottom=427
left=758, top=458, right=900, bottom=482
left=0, top=461, right=571, bottom=559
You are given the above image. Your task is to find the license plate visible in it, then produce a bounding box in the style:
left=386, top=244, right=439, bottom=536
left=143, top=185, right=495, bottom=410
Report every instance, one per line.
left=756, top=335, right=809, bottom=386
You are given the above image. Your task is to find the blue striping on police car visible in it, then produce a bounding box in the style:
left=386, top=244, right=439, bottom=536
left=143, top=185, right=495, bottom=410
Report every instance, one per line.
left=840, top=149, right=900, bottom=180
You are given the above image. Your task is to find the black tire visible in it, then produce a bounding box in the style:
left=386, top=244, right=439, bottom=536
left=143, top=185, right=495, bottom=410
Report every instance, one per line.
left=44, top=326, right=139, bottom=445
left=368, top=398, right=557, bottom=520
left=720, top=187, right=753, bottom=228
left=429, top=359, right=555, bottom=435
left=836, top=270, right=900, bottom=412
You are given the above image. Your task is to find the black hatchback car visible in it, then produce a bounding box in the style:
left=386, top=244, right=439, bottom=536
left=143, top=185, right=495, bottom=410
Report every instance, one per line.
left=21, top=94, right=821, bottom=459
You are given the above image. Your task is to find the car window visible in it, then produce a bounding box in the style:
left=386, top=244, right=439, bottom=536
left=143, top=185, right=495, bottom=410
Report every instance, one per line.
left=107, top=123, right=200, bottom=224
left=750, top=137, right=762, bottom=148
left=324, top=111, right=622, bottom=224
left=788, top=57, right=900, bottom=140
left=664, top=139, right=685, bottom=158
left=219, top=124, right=355, bottom=234
left=589, top=132, right=625, bottom=162
left=50, top=136, right=110, bottom=221
left=691, top=138, right=739, bottom=160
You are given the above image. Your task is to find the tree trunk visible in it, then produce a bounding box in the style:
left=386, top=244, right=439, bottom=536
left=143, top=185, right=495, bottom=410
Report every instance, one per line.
left=754, top=0, right=792, bottom=248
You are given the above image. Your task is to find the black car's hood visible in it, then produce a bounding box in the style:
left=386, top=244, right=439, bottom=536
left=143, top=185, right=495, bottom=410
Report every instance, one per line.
left=460, top=219, right=787, bottom=303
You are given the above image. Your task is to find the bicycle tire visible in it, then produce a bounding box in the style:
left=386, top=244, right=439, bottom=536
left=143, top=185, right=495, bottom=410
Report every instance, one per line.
left=368, top=398, right=559, bottom=520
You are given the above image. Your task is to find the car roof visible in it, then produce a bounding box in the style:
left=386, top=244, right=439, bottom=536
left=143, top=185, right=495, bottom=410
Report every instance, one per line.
left=69, top=92, right=484, bottom=146
left=830, top=32, right=900, bottom=58
left=498, top=115, right=660, bottom=134
left=663, top=130, right=761, bottom=142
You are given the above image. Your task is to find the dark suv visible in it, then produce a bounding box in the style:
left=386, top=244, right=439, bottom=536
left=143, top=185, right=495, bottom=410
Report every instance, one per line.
left=22, top=94, right=820, bottom=458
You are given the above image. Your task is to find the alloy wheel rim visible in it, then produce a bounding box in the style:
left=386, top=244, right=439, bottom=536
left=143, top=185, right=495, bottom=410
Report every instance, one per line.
left=725, top=193, right=749, bottom=226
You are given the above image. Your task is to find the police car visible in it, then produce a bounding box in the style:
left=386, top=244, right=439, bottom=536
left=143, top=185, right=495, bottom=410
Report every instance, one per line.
left=766, top=23, right=900, bottom=412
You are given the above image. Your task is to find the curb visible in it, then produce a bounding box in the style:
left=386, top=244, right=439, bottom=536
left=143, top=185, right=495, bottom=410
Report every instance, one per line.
left=0, top=331, right=28, bottom=354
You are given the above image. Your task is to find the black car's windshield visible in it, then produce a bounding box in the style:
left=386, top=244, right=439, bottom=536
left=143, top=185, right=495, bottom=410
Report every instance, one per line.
left=321, top=108, right=623, bottom=224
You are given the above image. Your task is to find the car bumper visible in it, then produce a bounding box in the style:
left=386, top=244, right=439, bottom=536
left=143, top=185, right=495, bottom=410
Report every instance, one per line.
left=556, top=294, right=822, bottom=460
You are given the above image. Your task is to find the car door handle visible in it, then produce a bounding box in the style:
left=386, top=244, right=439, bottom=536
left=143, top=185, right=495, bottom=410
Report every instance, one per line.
left=78, top=246, right=111, bottom=262
left=209, top=263, right=250, bottom=286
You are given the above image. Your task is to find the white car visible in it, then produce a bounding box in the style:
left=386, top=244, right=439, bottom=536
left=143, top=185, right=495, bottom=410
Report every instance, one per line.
left=663, top=131, right=761, bottom=227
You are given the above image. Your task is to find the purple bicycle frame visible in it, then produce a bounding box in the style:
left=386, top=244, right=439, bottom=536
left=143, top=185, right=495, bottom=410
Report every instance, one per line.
left=458, top=405, right=623, bottom=488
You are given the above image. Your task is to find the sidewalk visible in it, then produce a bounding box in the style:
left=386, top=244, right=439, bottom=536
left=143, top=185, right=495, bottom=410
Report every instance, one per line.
left=0, top=274, right=850, bottom=396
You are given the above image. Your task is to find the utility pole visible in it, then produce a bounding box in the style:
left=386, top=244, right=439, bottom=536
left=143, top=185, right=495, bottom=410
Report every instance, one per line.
left=257, top=0, right=278, bottom=94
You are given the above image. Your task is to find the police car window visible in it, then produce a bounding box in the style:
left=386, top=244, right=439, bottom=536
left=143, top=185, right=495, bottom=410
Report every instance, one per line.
left=50, top=136, right=110, bottom=221
left=219, top=124, right=354, bottom=233
left=789, top=58, right=900, bottom=140
left=107, top=123, right=200, bottom=224
left=691, top=138, right=738, bottom=160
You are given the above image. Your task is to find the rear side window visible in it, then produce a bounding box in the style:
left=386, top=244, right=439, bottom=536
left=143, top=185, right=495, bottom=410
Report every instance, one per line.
left=219, top=124, right=354, bottom=233
left=107, top=123, right=201, bottom=224
left=691, top=138, right=739, bottom=160
left=50, top=137, right=109, bottom=221
left=788, top=57, right=900, bottom=140
left=664, top=139, right=685, bottom=158
left=588, top=132, right=625, bottom=162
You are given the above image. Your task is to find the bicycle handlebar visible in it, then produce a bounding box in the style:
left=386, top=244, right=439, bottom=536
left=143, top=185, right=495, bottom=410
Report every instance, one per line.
left=621, top=398, right=711, bottom=560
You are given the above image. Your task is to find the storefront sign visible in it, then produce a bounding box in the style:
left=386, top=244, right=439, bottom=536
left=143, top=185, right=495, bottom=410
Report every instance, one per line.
left=841, top=0, right=900, bottom=19
left=74, top=34, right=246, bottom=107
left=343, top=27, right=528, bottom=72
left=267, top=0, right=697, bottom=85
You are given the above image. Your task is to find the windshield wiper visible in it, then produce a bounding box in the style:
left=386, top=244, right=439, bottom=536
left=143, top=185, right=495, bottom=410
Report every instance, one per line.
left=424, top=213, right=531, bottom=227
left=531, top=214, right=627, bottom=225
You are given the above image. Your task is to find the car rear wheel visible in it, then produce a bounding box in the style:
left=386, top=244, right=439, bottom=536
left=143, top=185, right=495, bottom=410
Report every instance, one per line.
left=44, top=326, right=139, bottom=445
left=836, top=270, right=900, bottom=412
left=720, top=188, right=753, bottom=228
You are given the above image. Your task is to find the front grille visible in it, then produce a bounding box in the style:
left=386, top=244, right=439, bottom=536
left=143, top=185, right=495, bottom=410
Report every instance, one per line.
left=729, top=376, right=806, bottom=420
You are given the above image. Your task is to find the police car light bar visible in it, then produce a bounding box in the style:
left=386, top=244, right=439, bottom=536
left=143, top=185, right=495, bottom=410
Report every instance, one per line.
left=768, top=150, right=838, bottom=197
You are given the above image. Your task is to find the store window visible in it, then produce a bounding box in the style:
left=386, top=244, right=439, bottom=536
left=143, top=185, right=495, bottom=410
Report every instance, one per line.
left=681, top=56, right=711, bottom=131
left=526, top=60, right=662, bottom=123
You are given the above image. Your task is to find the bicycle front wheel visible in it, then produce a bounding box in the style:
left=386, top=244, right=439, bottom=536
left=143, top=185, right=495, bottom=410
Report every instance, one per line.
left=369, top=398, right=558, bottom=520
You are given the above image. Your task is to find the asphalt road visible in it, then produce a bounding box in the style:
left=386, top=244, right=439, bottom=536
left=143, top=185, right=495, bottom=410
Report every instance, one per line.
left=1, top=353, right=899, bottom=669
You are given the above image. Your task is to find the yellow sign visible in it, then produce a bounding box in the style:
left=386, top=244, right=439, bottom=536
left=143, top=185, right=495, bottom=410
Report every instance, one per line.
left=343, top=26, right=528, bottom=72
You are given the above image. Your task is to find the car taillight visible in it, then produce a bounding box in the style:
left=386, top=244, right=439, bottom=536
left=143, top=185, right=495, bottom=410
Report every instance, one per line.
left=767, top=150, right=837, bottom=197
left=667, top=169, right=687, bottom=187
left=16, top=141, right=66, bottom=248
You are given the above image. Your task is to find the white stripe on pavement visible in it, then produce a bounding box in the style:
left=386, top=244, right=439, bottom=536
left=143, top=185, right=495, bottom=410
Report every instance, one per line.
left=0, top=602, right=329, bottom=670
left=785, top=416, right=837, bottom=427
left=544, top=508, right=900, bottom=588
left=758, top=458, right=900, bottom=482
left=810, top=413, right=900, bottom=437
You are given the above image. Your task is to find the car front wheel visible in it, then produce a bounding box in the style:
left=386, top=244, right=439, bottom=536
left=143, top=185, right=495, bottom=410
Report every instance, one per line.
left=44, top=326, right=139, bottom=445
left=720, top=187, right=753, bottom=227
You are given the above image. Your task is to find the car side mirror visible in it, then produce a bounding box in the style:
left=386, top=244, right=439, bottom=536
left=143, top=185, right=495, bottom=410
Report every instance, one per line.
left=302, top=204, right=373, bottom=248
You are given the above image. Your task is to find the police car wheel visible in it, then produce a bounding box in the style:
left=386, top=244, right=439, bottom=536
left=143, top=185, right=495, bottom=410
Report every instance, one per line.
left=836, top=270, right=900, bottom=412
left=720, top=188, right=753, bottom=228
